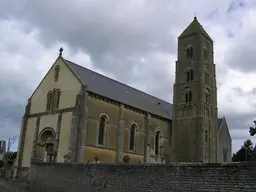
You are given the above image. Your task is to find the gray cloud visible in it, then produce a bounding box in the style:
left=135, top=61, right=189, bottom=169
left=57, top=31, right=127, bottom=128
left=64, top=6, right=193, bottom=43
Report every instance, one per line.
left=14, top=0, right=178, bottom=98
left=1, top=0, right=256, bottom=154
left=226, top=31, right=256, bottom=72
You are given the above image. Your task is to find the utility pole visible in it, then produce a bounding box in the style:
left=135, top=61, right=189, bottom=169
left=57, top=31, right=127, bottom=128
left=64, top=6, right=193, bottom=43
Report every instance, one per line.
left=3, top=139, right=8, bottom=180
left=4, top=137, right=16, bottom=179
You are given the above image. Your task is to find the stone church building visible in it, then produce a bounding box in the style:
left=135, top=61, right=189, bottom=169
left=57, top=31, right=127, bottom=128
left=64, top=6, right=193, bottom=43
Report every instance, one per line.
left=15, top=17, right=232, bottom=176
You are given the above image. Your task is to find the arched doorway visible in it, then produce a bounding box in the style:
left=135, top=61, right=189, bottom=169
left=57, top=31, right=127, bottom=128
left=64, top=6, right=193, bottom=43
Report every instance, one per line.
left=37, top=128, right=56, bottom=162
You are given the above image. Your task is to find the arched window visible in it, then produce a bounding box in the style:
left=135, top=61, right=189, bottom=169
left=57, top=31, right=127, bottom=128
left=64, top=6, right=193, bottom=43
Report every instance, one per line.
left=190, top=47, right=193, bottom=58
left=129, top=124, right=136, bottom=151
left=54, top=66, right=60, bottom=82
left=155, top=131, right=161, bottom=155
left=98, top=115, right=107, bottom=145
left=185, top=87, right=192, bottom=103
left=46, top=91, right=53, bottom=111
left=186, top=45, right=193, bottom=59
left=55, top=89, right=61, bottom=109
left=186, top=68, right=194, bottom=81
left=186, top=48, right=189, bottom=58
left=205, top=89, right=210, bottom=103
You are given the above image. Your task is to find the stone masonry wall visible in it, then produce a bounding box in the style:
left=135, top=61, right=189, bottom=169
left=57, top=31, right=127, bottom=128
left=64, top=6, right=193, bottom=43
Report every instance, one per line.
left=29, top=162, right=256, bottom=192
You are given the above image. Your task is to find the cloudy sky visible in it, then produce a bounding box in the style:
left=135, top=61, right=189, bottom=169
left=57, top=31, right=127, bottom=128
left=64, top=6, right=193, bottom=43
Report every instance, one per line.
left=1, top=0, right=256, bottom=153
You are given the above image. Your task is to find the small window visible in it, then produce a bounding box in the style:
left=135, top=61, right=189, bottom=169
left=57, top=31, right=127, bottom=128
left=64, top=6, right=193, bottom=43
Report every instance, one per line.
left=204, top=50, right=208, bottom=59
left=185, top=88, right=192, bottom=103
left=190, top=47, right=193, bottom=58
left=55, top=90, right=61, bottom=109
left=46, top=91, right=53, bottom=111
left=186, top=45, right=193, bottom=59
left=155, top=131, right=161, bottom=155
left=205, top=130, right=208, bottom=142
left=98, top=116, right=107, bottom=145
left=54, top=66, right=60, bottom=82
left=129, top=124, right=136, bottom=151
left=186, top=68, right=194, bottom=82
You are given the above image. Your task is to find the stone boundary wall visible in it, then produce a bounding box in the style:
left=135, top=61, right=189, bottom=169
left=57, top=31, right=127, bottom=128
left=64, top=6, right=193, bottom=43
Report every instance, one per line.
left=29, top=162, right=256, bottom=192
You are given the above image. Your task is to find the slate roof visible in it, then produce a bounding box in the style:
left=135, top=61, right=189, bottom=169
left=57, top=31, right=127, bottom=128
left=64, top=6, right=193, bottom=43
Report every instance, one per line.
left=65, top=59, right=172, bottom=120
left=218, top=118, right=223, bottom=129
left=179, top=17, right=213, bottom=41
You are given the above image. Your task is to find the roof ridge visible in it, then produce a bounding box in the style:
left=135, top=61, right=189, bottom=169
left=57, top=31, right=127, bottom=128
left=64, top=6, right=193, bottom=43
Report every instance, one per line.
left=65, top=59, right=172, bottom=105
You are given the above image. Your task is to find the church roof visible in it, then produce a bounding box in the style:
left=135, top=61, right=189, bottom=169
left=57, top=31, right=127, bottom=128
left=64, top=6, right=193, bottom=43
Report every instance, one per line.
left=65, top=59, right=172, bottom=120
left=178, top=17, right=213, bottom=42
left=218, top=118, right=223, bottom=129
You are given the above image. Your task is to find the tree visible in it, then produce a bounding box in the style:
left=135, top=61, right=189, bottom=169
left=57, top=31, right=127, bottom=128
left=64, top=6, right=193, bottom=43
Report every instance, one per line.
left=5, top=151, right=17, bottom=161
left=232, top=139, right=254, bottom=162
left=249, top=121, right=256, bottom=136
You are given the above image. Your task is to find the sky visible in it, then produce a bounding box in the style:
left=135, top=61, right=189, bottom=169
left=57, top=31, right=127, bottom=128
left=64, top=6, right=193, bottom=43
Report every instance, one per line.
left=1, top=0, right=256, bottom=154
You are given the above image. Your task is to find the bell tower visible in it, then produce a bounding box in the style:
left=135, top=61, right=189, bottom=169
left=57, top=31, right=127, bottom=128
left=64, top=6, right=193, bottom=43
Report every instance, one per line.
left=171, top=17, right=218, bottom=163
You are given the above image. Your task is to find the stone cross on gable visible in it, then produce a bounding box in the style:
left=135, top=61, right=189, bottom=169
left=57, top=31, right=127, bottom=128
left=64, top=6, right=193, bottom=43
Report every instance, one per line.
left=59, top=47, right=63, bottom=56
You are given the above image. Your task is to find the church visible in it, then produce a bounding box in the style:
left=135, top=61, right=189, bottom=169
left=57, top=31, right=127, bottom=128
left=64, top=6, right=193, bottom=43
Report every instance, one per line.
left=15, top=17, right=232, bottom=176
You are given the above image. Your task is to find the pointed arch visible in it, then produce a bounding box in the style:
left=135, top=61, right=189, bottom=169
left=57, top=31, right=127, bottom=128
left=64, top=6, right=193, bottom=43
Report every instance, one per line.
left=39, top=127, right=56, bottom=140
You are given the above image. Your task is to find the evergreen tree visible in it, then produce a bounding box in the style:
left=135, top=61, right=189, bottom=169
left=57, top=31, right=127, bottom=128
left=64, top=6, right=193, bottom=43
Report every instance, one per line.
left=232, top=139, right=253, bottom=162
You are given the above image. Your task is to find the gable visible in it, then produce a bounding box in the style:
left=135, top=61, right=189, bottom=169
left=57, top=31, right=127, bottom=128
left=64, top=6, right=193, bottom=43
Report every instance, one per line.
left=65, top=59, right=172, bottom=120
left=29, top=57, right=82, bottom=114
left=218, top=117, right=232, bottom=142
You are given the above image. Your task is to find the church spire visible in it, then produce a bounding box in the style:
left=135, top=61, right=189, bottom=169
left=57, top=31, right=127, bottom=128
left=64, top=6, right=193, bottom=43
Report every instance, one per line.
left=178, top=17, right=212, bottom=42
